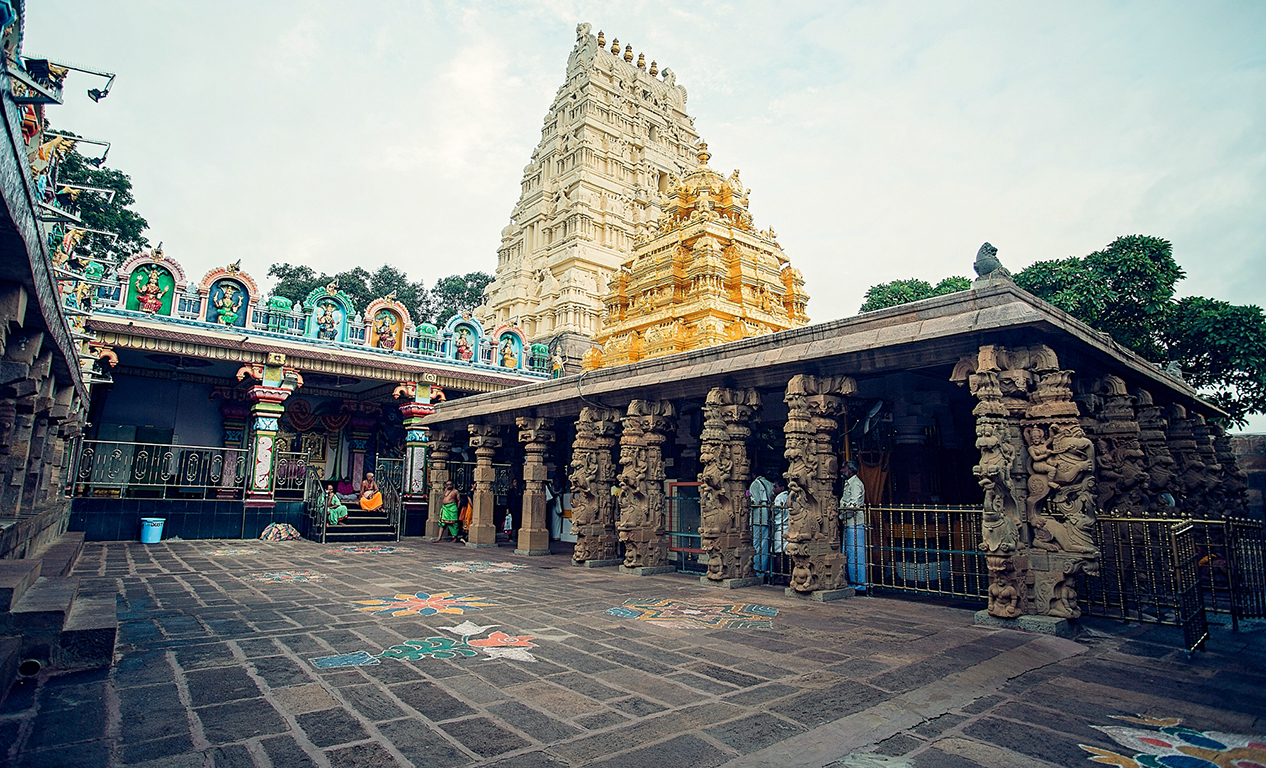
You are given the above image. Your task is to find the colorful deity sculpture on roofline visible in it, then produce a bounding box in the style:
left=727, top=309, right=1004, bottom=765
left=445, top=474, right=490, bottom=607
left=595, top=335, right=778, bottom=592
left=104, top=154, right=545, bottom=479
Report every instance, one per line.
left=366, top=294, right=411, bottom=353
left=302, top=280, right=354, bottom=343
left=442, top=311, right=487, bottom=364
left=491, top=324, right=526, bottom=370
left=198, top=263, right=258, bottom=328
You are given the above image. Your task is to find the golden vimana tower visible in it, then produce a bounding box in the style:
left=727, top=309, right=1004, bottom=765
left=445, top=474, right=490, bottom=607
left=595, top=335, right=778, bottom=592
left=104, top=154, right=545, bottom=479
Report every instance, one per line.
left=583, top=142, right=809, bottom=370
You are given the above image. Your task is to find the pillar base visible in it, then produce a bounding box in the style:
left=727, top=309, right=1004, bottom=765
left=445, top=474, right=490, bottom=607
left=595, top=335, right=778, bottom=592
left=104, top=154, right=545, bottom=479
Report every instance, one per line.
left=515, top=548, right=551, bottom=556
left=573, top=559, right=621, bottom=568
left=700, top=576, right=762, bottom=590
left=619, top=565, right=676, bottom=576
left=973, top=610, right=1074, bottom=638
left=784, top=586, right=854, bottom=601
left=464, top=541, right=498, bottom=549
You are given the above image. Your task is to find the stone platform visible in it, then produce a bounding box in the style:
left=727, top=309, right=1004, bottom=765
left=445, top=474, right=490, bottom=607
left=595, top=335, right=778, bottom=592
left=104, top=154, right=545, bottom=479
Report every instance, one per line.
left=2, top=538, right=1264, bottom=768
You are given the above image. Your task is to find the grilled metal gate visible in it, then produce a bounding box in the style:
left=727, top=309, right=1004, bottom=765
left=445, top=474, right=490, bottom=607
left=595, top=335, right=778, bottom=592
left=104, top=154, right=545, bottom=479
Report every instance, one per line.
left=1171, top=521, right=1209, bottom=653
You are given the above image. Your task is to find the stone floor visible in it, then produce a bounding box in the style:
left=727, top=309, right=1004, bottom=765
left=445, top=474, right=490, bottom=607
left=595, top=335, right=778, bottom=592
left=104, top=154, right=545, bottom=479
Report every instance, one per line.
left=2, top=539, right=1264, bottom=768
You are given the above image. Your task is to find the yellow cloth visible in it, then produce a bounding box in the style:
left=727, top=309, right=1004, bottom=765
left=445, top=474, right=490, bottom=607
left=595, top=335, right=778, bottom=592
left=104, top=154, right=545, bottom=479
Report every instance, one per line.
left=361, top=491, right=383, bottom=511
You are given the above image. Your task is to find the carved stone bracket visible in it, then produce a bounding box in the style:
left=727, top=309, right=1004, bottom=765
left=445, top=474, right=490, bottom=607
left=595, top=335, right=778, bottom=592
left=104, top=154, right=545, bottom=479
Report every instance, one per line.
left=570, top=406, right=622, bottom=565
left=699, top=387, right=760, bottom=582
left=425, top=429, right=453, bottom=539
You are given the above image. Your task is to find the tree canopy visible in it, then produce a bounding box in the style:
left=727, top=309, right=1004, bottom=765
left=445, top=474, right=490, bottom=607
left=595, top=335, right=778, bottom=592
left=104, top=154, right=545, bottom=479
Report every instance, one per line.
left=859, top=235, right=1266, bottom=426
left=266, top=263, right=491, bottom=327
left=860, top=277, right=971, bottom=312
left=57, top=148, right=150, bottom=258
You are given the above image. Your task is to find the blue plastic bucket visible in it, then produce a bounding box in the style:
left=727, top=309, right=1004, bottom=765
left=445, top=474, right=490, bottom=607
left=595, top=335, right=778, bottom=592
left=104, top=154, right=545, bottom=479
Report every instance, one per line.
left=140, top=517, right=165, bottom=544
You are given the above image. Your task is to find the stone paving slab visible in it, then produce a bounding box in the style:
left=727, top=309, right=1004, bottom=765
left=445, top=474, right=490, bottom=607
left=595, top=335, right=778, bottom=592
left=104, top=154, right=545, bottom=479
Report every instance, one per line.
left=1, top=538, right=1263, bottom=767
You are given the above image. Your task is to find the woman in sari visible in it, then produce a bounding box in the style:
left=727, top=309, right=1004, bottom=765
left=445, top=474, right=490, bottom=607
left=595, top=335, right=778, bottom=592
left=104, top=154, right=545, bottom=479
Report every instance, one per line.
left=325, top=484, right=348, bottom=526
left=360, top=472, right=383, bottom=512
left=438, top=481, right=462, bottom=542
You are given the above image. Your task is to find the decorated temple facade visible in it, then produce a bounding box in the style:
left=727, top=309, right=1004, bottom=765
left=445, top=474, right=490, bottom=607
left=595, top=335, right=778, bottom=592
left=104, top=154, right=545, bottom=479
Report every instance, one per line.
left=478, top=23, right=703, bottom=370
left=69, top=250, right=548, bottom=541
left=584, top=144, right=809, bottom=369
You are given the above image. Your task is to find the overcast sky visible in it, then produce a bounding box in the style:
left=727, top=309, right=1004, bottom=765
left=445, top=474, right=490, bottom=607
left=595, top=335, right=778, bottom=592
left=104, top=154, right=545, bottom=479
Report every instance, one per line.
left=26, top=1, right=1266, bottom=429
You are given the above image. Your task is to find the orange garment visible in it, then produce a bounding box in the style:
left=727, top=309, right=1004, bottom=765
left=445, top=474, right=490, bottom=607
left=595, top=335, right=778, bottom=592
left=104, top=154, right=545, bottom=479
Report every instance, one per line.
left=361, top=492, right=383, bottom=511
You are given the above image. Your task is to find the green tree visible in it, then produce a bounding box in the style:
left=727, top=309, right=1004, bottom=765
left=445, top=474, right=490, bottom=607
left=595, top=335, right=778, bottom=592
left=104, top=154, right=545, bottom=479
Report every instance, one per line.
left=57, top=149, right=150, bottom=257
left=431, top=272, right=493, bottom=326
left=860, top=276, right=971, bottom=312
left=858, top=235, right=1266, bottom=426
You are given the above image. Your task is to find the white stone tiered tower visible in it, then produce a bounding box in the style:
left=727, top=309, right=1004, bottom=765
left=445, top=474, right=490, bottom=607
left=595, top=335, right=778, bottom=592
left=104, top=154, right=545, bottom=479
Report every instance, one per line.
left=477, top=23, right=703, bottom=367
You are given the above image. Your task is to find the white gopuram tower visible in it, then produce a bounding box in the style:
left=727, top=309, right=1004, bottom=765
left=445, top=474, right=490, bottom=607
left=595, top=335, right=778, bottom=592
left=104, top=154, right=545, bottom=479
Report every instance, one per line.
left=478, top=23, right=703, bottom=369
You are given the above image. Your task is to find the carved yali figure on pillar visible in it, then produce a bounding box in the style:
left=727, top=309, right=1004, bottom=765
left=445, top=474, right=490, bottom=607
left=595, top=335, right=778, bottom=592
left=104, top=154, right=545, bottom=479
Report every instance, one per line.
left=698, top=388, right=759, bottom=582
left=1135, top=389, right=1178, bottom=511
left=617, top=400, right=675, bottom=569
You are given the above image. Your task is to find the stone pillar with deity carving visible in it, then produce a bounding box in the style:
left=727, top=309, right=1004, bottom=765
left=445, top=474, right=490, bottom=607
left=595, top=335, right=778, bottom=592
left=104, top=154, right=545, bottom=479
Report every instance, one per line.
left=699, top=387, right=762, bottom=588
left=241, top=355, right=303, bottom=508
left=1089, top=375, right=1149, bottom=517
left=467, top=424, right=501, bottom=548
left=516, top=417, right=555, bottom=555
left=1211, top=424, right=1250, bottom=518
left=424, top=430, right=453, bottom=539
left=570, top=406, right=623, bottom=566
left=1166, top=405, right=1211, bottom=516
left=783, top=374, right=854, bottom=598
left=616, top=399, right=676, bottom=575
left=395, top=380, right=436, bottom=517
left=1191, top=415, right=1224, bottom=515
left=1135, top=390, right=1178, bottom=515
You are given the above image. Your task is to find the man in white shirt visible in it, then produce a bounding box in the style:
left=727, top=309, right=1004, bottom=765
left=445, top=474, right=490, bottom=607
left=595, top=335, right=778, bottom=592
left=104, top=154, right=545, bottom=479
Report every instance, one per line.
left=839, top=460, right=867, bottom=593
left=772, top=481, right=789, bottom=580
left=748, top=474, right=775, bottom=574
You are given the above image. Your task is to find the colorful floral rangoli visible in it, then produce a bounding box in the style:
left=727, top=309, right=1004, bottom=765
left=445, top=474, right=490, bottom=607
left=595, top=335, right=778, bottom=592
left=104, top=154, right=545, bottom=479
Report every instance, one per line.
left=238, top=570, right=327, bottom=583
left=353, top=591, right=492, bottom=617
left=606, top=598, right=778, bottom=630
left=433, top=561, right=525, bottom=574
left=308, top=620, right=540, bottom=667
left=325, top=545, right=398, bottom=554
left=1081, top=715, right=1266, bottom=767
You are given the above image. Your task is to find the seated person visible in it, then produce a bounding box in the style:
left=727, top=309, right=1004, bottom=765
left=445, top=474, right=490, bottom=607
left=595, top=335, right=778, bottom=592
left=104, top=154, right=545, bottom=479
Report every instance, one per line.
left=325, top=483, right=348, bottom=526
left=360, top=472, right=383, bottom=512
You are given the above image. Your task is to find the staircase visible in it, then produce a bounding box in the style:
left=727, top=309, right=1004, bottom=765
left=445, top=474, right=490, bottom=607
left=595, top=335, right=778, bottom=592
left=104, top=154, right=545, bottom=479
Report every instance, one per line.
left=0, top=532, right=116, bottom=702
left=323, top=508, right=397, bottom=542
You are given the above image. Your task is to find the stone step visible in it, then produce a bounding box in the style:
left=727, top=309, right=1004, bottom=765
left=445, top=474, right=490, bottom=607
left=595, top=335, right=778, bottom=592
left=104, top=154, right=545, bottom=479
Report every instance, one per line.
left=1, top=577, right=80, bottom=662
left=0, top=559, right=41, bottom=613
left=0, top=635, right=20, bottom=706
left=323, top=530, right=397, bottom=541
left=38, top=532, right=85, bottom=578
left=54, top=596, right=117, bottom=669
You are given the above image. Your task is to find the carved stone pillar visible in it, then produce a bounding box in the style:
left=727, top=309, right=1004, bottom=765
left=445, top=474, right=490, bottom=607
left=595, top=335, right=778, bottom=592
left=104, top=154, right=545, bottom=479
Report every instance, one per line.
left=1135, top=389, right=1178, bottom=514
left=954, top=343, right=1100, bottom=621
left=699, top=387, right=761, bottom=587
left=424, top=429, right=453, bottom=539
left=0, top=331, right=48, bottom=517
left=467, top=424, right=501, bottom=548
left=516, top=417, right=555, bottom=555
left=1166, top=405, right=1208, bottom=516
left=783, top=374, right=854, bottom=597
left=1211, top=424, right=1250, bottom=518
left=1090, top=375, right=1149, bottom=517
left=1191, top=415, right=1224, bottom=516
left=616, top=399, right=676, bottom=574
left=570, top=406, right=622, bottom=566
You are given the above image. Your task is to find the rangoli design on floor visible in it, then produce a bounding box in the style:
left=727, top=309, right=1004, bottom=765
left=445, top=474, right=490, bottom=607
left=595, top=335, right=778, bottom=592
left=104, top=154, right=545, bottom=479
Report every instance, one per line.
left=238, top=570, right=328, bottom=583
left=308, top=620, right=540, bottom=668
left=325, top=545, right=398, bottom=554
left=1081, top=715, right=1266, bottom=767
left=202, top=548, right=259, bottom=556
left=353, top=591, right=492, bottom=617
left=432, top=561, right=526, bottom=575
left=606, top=598, right=778, bottom=630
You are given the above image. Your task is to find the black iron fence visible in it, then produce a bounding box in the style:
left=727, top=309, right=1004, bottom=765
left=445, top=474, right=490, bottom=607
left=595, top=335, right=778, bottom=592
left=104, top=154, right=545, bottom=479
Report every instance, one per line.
left=866, top=505, right=988, bottom=600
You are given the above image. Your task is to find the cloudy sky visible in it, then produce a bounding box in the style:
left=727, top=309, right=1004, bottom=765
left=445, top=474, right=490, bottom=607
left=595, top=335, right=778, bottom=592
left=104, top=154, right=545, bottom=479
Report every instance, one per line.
left=27, top=1, right=1266, bottom=427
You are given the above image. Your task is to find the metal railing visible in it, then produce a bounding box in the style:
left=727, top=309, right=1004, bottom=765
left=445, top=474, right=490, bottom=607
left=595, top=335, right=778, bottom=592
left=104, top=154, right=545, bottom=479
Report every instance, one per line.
left=304, top=465, right=328, bottom=543
left=375, top=457, right=404, bottom=541
left=666, top=483, right=704, bottom=573
left=72, top=440, right=248, bottom=499
left=751, top=502, right=792, bottom=583
left=867, top=505, right=988, bottom=600
left=272, top=450, right=310, bottom=498
left=447, top=461, right=511, bottom=505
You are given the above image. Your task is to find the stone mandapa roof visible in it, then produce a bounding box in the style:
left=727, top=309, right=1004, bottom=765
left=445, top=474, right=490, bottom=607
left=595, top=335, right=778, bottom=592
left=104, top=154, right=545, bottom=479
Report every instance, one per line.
left=421, top=281, right=1217, bottom=427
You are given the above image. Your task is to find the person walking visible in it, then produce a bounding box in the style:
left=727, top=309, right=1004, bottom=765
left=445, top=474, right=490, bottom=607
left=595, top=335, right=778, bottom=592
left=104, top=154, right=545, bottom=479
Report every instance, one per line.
left=437, top=481, right=461, bottom=542
left=749, top=474, right=775, bottom=574
left=839, top=460, right=867, bottom=593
